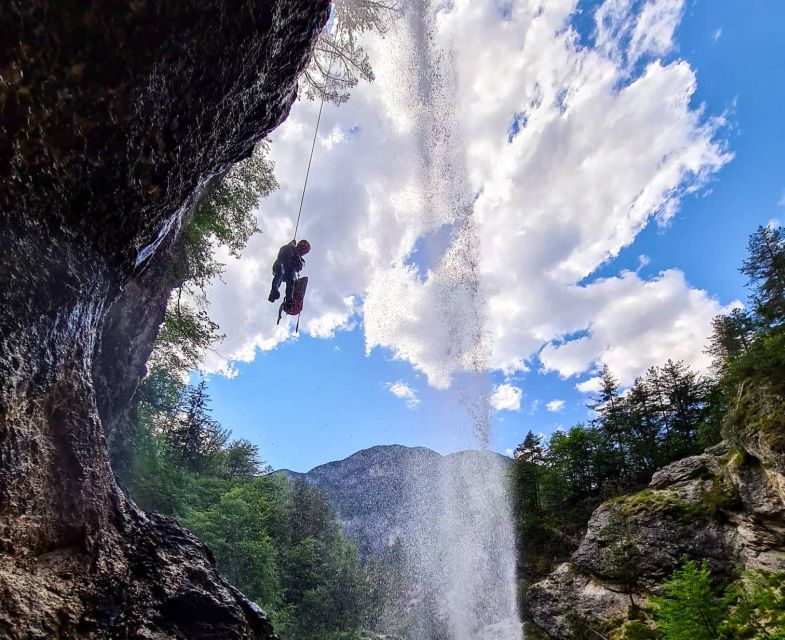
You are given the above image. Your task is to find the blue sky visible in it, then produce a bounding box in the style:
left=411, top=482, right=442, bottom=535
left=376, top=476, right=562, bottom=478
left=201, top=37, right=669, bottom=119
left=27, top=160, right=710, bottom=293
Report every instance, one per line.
left=202, top=0, right=785, bottom=472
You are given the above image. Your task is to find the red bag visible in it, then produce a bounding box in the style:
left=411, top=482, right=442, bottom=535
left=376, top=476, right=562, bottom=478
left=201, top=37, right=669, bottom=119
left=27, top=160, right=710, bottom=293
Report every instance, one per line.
left=278, top=277, right=308, bottom=323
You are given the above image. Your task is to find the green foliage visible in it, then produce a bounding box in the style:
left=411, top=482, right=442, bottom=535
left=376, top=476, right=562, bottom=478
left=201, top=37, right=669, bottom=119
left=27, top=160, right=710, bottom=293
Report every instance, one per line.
left=599, top=509, right=642, bottom=606
left=649, top=561, right=785, bottom=640
left=707, top=224, right=785, bottom=450
left=652, top=560, right=725, bottom=640
left=222, top=438, right=267, bottom=478
left=187, top=144, right=274, bottom=268
left=150, top=290, right=224, bottom=379
left=165, top=381, right=229, bottom=473
left=615, top=620, right=657, bottom=640
left=181, top=484, right=282, bottom=608
left=303, top=0, right=401, bottom=105
left=740, top=225, right=785, bottom=327
left=721, top=571, right=785, bottom=639
left=150, top=143, right=276, bottom=378
left=125, top=373, right=372, bottom=639
left=119, top=137, right=374, bottom=636
left=705, top=309, right=755, bottom=375
left=515, top=228, right=785, bottom=637
left=513, top=359, right=719, bottom=578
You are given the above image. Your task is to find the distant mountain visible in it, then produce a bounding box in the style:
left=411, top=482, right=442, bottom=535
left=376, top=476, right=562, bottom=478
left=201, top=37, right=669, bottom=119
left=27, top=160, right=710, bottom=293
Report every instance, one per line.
left=282, top=444, right=521, bottom=637
left=280, top=444, right=513, bottom=558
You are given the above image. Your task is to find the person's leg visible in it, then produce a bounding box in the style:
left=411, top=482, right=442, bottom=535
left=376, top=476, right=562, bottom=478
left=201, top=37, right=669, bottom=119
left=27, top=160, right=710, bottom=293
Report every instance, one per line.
left=284, top=271, right=296, bottom=305
left=269, top=264, right=283, bottom=302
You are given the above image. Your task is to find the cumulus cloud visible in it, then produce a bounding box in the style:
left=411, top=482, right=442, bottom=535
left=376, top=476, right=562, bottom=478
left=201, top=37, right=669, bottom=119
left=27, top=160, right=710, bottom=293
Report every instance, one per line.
left=576, top=376, right=603, bottom=394
left=204, top=0, right=731, bottom=395
left=386, top=381, right=421, bottom=408
left=546, top=400, right=566, bottom=413
left=538, top=269, right=735, bottom=385
left=490, top=384, right=523, bottom=413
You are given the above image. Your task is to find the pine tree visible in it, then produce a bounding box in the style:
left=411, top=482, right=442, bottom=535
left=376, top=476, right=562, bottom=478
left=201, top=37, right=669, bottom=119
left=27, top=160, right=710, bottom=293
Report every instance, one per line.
left=645, top=365, right=672, bottom=450
left=514, top=431, right=544, bottom=517
left=652, top=560, right=725, bottom=640
left=741, top=224, right=785, bottom=325
left=659, top=360, right=709, bottom=456
left=221, top=439, right=265, bottom=478
left=600, top=508, right=642, bottom=608
left=588, top=365, right=629, bottom=484
left=166, top=381, right=228, bottom=472
left=705, top=308, right=754, bottom=373
left=625, top=376, right=660, bottom=482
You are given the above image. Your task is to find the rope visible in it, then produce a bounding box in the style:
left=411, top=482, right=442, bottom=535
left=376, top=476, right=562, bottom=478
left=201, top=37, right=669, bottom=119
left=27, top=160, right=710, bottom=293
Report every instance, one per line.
left=293, top=89, right=327, bottom=242
left=288, top=61, right=333, bottom=331
left=289, top=95, right=324, bottom=330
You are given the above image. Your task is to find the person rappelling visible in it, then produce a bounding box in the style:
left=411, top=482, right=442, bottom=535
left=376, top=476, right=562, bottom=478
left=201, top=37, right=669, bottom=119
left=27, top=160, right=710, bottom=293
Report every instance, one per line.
left=268, top=238, right=310, bottom=306
left=270, top=55, right=333, bottom=330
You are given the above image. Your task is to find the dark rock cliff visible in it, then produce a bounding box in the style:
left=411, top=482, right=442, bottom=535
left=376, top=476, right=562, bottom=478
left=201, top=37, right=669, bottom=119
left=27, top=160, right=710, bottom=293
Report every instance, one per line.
left=527, top=441, right=785, bottom=638
left=0, top=1, right=329, bottom=637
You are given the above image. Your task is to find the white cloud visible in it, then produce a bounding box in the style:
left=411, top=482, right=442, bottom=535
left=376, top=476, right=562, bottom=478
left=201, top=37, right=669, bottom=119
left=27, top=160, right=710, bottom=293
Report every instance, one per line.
left=546, top=399, right=566, bottom=412
left=713, top=27, right=722, bottom=42
left=778, top=190, right=785, bottom=206
left=385, top=381, right=421, bottom=409
left=490, top=383, right=523, bottom=413
left=539, top=269, right=736, bottom=385
left=203, top=0, right=731, bottom=396
left=576, top=376, right=603, bottom=394
left=596, top=0, right=685, bottom=67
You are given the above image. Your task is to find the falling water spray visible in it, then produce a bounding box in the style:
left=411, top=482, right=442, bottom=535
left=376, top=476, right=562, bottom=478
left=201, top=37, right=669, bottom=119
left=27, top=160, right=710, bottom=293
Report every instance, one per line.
left=380, top=2, right=524, bottom=637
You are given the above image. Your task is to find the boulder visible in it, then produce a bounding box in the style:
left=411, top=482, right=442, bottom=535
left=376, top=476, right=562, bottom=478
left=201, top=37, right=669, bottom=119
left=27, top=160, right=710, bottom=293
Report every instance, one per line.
left=527, top=563, right=631, bottom=639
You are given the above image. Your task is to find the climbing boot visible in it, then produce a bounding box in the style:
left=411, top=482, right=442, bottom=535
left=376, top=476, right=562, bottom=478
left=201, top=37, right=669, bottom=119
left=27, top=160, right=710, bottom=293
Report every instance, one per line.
left=268, top=289, right=280, bottom=302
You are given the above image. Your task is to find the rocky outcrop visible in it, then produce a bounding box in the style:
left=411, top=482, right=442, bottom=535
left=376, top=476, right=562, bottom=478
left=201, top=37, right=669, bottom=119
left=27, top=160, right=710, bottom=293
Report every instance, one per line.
left=528, top=442, right=785, bottom=638
left=528, top=563, right=631, bottom=638
left=0, top=1, right=328, bottom=637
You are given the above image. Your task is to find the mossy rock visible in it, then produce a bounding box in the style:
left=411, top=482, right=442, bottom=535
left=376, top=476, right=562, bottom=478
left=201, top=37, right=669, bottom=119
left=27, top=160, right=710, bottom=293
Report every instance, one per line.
left=610, top=488, right=706, bottom=522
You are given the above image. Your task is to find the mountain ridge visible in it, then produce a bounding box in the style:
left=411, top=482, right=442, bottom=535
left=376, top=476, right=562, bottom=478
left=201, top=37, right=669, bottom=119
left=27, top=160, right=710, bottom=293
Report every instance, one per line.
left=278, top=444, right=513, bottom=557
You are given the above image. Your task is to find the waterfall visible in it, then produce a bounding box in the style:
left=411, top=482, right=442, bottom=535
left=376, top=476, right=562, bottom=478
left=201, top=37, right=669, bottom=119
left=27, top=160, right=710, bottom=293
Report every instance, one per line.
left=400, top=451, right=523, bottom=639
left=374, top=2, right=523, bottom=636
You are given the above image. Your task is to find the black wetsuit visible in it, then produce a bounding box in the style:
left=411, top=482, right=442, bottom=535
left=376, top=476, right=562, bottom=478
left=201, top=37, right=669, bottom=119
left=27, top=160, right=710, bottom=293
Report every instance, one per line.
left=270, top=240, right=303, bottom=304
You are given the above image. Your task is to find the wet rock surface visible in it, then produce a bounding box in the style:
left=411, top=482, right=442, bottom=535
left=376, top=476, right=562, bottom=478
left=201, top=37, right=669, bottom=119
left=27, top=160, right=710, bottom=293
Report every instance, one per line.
left=527, top=563, right=631, bottom=638
left=528, top=441, right=785, bottom=638
left=0, top=1, right=328, bottom=637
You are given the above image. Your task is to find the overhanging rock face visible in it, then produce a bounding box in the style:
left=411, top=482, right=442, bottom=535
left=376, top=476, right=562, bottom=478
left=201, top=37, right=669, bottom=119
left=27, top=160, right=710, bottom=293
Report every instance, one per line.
left=0, top=1, right=328, bottom=637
